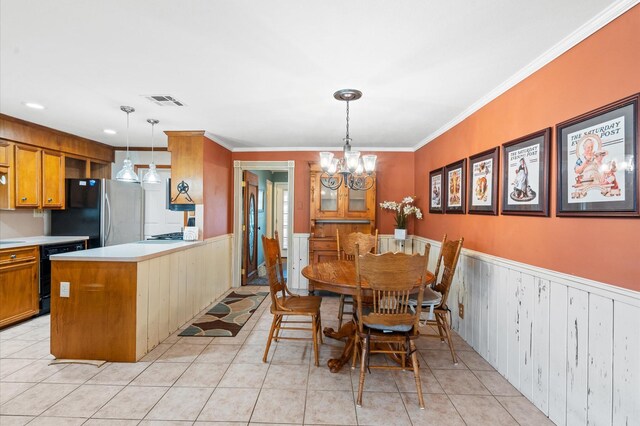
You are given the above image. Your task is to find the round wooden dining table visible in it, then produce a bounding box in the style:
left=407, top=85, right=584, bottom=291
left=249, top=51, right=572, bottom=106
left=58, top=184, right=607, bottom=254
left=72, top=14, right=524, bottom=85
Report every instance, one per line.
left=301, top=260, right=436, bottom=373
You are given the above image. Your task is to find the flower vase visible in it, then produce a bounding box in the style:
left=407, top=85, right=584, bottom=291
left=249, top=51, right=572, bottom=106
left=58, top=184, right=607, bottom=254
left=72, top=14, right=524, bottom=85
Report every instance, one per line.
left=394, top=229, right=407, bottom=240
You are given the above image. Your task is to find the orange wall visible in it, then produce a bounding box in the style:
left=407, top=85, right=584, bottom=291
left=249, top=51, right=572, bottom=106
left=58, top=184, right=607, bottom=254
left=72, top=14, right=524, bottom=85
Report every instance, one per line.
left=231, top=151, right=415, bottom=234
left=414, top=6, right=640, bottom=291
left=203, top=136, right=233, bottom=238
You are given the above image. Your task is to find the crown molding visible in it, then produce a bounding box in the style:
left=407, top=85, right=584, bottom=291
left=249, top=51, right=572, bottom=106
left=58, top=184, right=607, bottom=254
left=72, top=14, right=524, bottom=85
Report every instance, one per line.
left=204, top=131, right=235, bottom=151
left=413, top=0, right=638, bottom=152
left=231, top=145, right=415, bottom=153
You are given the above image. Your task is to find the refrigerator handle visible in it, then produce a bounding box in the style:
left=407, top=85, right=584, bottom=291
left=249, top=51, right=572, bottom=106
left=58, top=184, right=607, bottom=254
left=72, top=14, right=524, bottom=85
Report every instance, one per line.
left=105, top=192, right=112, bottom=244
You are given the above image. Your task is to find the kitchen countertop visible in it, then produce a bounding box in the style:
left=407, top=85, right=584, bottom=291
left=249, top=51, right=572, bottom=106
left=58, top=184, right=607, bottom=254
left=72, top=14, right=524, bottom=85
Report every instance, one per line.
left=0, top=236, right=89, bottom=250
left=50, top=240, right=205, bottom=262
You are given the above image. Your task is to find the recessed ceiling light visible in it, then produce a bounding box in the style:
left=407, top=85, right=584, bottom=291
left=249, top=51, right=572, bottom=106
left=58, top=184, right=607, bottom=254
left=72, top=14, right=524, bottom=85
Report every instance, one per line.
left=23, top=102, right=45, bottom=110
left=103, top=129, right=117, bottom=135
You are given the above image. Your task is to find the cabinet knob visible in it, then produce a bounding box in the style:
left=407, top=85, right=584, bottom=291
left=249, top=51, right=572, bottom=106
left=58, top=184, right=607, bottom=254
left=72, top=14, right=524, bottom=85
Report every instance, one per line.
left=47, top=198, right=53, bottom=202
left=21, top=197, right=27, bottom=201
left=10, top=254, right=16, bottom=259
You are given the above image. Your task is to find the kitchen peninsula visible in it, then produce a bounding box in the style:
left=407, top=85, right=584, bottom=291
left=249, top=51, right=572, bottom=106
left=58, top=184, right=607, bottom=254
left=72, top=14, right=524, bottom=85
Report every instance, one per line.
left=50, top=239, right=217, bottom=362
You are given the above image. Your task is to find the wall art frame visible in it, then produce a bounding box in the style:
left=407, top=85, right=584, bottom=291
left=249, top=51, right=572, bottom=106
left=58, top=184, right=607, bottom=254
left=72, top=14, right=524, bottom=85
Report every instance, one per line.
left=556, top=94, right=638, bottom=217
left=429, top=168, right=444, bottom=214
left=444, top=159, right=466, bottom=214
left=501, top=128, right=551, bottom=216
left=468, top=147, right=499, bottom=215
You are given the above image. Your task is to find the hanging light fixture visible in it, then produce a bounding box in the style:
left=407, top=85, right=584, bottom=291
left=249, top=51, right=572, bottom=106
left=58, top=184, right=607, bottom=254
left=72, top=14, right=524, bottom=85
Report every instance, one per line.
left=319, top=89, right=376, bottom=191
left=115, top=106, right=139, bottom=182
left=143, top=118, right=162, bottom=184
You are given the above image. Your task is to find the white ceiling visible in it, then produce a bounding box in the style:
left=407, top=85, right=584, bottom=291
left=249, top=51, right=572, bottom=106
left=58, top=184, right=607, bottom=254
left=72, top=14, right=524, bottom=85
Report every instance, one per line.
left=0, top=0, right=630, bottom=151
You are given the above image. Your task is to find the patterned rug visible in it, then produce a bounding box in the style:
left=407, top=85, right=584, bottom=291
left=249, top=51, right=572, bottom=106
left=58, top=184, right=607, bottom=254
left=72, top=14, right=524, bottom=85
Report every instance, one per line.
left=179, top=291, right=269, bottom=337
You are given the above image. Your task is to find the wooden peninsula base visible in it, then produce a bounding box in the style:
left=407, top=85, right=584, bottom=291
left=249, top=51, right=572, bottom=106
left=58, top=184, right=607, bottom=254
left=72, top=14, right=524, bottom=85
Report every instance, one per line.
left=51, top=240, right=230, bottom=362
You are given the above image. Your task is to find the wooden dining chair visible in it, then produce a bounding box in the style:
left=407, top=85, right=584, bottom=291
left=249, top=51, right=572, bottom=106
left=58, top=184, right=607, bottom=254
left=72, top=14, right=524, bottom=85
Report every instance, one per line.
left=336, top=229, right=378, bottom=328
left=261, top=232, right=323, bottom=366
left=420, top=237, right=463, bottom=364
left=354, top=245, right=431, bottom=409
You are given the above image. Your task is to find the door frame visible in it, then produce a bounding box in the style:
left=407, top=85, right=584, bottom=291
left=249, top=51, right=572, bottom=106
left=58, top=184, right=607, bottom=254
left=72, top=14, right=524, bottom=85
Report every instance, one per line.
left=266, top=179, right=273, bottom=238
left=233, top=160, right=295, bottom=288
left=274, top=182, right=288, bottom=257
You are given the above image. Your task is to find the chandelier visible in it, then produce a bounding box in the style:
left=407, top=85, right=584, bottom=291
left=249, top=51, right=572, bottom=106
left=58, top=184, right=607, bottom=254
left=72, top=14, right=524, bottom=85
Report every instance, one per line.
left=319, top=89, right=376, bottom=191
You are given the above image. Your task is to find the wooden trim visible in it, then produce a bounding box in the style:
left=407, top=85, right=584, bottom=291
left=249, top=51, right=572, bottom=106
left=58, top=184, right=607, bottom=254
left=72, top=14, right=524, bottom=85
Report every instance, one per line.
left=164, top=130, right=205, bottom=137
left=123, top=147, right=168, bottom=152
left=133, top=164, right=171, bottom=173
left=0, top=114, right=114, bottom=163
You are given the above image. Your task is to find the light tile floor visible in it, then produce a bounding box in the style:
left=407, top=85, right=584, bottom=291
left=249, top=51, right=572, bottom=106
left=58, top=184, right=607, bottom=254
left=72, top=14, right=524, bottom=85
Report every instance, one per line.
left=0, top=287, right=554, bottom=425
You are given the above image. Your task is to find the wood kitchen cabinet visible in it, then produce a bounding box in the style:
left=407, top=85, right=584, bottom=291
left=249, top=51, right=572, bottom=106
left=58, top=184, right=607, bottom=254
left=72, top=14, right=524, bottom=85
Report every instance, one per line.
left=0, top=141, right=11, bottom=166
left=0, top=115, right=114, bottom=210
left=0, top=246, right=39, bottom=328
left=0, top=141, right=14, bottom=209
left=13, top=145, right=65, bottom=209
left=15, top=144, right=41, bottom=207
left=42, top=150, right=65, bottom=208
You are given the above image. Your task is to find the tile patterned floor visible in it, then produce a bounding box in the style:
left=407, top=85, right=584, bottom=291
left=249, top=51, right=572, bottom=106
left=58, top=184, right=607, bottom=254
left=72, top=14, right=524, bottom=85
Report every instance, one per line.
left=0, top=287, right=554, bottom=425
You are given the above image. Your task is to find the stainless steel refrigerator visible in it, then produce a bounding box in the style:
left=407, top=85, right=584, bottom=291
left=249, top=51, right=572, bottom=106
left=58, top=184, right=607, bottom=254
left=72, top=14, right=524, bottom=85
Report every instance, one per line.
left=51, top=179, right=144, bottom=249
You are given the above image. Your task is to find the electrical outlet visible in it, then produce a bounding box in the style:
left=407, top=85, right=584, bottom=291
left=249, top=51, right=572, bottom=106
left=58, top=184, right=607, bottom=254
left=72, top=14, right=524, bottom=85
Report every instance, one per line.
left=60, top=282, right=70, bottom=298
left=458, top=303, right=464, bottom=319
left=33, top=209, right=44, bottom=218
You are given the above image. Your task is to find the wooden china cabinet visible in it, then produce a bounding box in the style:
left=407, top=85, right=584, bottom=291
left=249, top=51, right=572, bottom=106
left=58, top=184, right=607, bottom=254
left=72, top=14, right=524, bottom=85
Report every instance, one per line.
left=308, top=163, right=376, bottom=290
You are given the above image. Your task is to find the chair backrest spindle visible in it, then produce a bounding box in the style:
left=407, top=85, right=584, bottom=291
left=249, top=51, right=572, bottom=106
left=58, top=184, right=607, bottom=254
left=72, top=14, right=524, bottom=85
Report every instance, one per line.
left=337, top=229, right=378, bottom=261
left=262, top=231, right=288, bottom=310
left=354, top=243, right=431, bottom=335
left=432, top=237, right=463, bottom=308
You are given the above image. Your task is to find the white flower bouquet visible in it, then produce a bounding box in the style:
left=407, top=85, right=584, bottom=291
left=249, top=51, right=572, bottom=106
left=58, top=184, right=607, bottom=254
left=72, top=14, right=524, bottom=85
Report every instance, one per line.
left=379, top=196, right=423, bottom=229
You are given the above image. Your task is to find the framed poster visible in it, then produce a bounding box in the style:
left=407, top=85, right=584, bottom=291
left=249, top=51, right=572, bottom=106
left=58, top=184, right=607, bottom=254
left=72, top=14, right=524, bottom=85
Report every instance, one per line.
left=501, top=128, right=551, bottom=216
left=468, top=148, right=499, bottom=215
left=556, top=94, right=638, bottom=217
left=429, top=168, right=444, bottom=213
left=444, top=159, right=466, bottom=214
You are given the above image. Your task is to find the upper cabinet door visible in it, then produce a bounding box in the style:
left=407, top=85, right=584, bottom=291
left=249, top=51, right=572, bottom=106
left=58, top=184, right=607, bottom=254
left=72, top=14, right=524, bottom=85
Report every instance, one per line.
left=0, top=142, right=11, bottom=167
left=42, top=151, right=65, bottom=208
left=15, top=145, right=41, bottom=208
left=309, top=165, right=376, bottom=221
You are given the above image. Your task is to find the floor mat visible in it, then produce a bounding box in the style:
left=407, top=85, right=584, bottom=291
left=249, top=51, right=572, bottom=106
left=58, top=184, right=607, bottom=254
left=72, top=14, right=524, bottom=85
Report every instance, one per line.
left=179, top=291, right=269, bottom=337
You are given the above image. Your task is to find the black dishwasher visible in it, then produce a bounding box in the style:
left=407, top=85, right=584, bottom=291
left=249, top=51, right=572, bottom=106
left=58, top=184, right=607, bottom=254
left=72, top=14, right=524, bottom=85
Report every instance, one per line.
left=39, top=242, right=85, bottom=315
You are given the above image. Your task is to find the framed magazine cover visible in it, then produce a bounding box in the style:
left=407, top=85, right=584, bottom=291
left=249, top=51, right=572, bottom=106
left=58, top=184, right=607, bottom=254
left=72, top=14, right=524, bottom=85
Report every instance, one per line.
left=444, top=159, right=466, bottom=214
left=556, top=94, right=638, bottom=217
left=468, top=148, right=499, bottom=215
left=429, top=168, right=444, bottom=214
left=501, top=128, right=551, bottom=216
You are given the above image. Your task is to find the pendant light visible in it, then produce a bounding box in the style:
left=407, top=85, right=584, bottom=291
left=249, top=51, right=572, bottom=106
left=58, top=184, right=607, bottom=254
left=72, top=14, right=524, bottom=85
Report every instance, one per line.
left=143, top=119, right=162, bottom=184
left=115, top=106, right=139, bottom=182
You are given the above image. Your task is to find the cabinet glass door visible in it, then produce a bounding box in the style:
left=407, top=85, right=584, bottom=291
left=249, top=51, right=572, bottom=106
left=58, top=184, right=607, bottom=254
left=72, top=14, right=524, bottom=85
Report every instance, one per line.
left=319, top=179, right=339, bottom=212
left=347, top=188, right=367, bottom=212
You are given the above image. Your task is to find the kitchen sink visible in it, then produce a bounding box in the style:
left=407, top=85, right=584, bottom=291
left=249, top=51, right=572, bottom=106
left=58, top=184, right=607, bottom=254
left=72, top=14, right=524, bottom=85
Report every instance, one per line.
left=137, top=240, right=182, bottom=244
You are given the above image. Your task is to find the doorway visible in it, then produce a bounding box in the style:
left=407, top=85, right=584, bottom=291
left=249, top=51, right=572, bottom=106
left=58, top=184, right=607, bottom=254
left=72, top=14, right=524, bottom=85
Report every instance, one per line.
left=242, top=170, right=259, bottom=285
left=274, top=182, right=288, bottom=258
left=137, top=166, right=183, bottom=238
left=233, top=161, right=295, bottom=288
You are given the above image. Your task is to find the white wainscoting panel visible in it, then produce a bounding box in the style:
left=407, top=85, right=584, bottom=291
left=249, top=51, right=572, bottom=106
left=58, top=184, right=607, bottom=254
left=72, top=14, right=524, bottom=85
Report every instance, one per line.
left=289, top=234, right=310, bottom=290
left=136, top=234, right=233, bottom=357
left=412, top=236, right=640, bottom=426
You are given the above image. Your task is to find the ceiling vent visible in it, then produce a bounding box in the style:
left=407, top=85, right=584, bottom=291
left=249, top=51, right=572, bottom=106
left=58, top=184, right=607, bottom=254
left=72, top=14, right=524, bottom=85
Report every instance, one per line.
left=143, top=95, right=186, bottom=107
